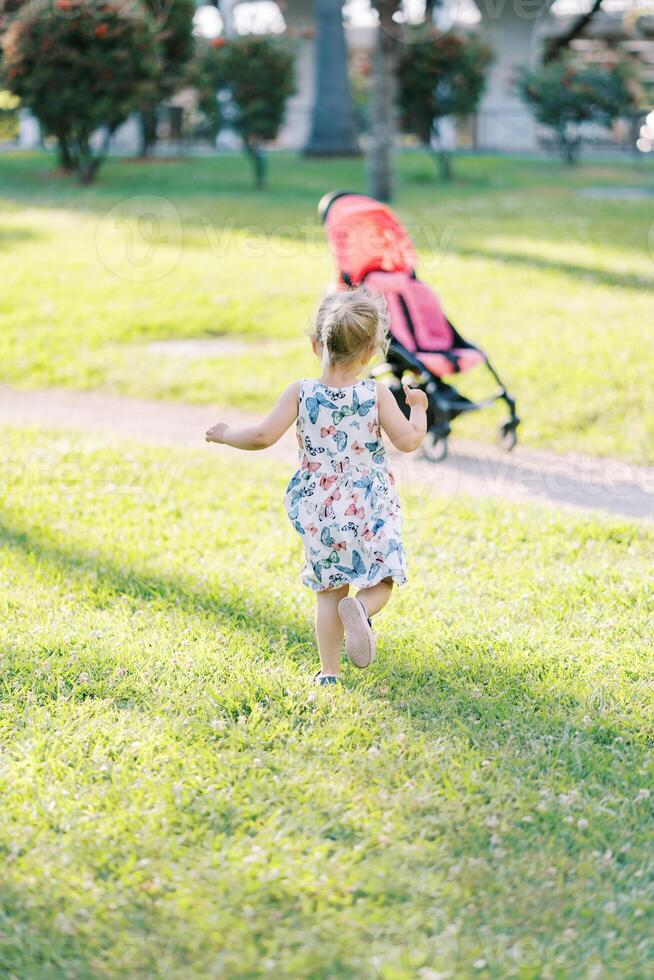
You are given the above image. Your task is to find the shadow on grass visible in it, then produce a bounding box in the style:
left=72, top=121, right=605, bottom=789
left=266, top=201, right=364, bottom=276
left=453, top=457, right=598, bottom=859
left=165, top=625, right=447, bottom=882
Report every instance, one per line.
left=1, top=508, right=648, bottom=772
left=453, top=244, right=654, bottom=293
left=0, top=882, right=175, bottom=979
left=0, top=227, right=43, bottom=249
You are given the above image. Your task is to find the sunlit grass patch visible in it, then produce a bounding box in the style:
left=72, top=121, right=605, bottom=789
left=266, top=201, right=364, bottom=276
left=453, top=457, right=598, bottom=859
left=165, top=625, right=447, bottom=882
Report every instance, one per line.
left=0, top=428, right=652, bottom=976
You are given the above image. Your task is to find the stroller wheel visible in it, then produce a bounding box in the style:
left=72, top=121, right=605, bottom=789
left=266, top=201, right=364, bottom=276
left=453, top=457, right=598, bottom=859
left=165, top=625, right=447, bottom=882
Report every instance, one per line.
left=498, top=421, right=518, bottom=452
left=423, top=431, right=448, bottom=462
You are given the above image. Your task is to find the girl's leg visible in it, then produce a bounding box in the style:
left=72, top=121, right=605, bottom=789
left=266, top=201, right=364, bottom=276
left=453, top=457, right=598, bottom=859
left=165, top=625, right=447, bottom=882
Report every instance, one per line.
left=356, top=578, right=393, bottom=618
left=316, top=585, right=349, bottom=676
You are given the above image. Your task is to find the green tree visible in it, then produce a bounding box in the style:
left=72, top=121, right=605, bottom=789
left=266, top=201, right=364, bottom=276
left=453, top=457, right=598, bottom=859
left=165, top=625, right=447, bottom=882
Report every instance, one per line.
left=1, top=0, right=160, bottom=181
left=194, top=35, right=295, bottom=189
left=518, top=54, right=640, bottom=164
left=397, top=28, right=492, bottom=180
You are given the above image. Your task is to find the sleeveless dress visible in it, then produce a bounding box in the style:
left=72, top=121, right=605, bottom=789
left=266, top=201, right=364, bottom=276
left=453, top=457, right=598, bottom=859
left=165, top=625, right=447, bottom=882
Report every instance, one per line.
left=284, top=378, right=407, bottom=592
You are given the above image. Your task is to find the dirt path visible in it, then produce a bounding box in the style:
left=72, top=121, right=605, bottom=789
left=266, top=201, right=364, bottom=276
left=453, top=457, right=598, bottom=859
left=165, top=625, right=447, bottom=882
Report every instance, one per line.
left=1, top=384, right=652, bottom=522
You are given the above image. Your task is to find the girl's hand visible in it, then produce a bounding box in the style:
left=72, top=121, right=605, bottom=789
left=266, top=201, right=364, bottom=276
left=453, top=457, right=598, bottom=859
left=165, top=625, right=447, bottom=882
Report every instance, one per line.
left=403, top=384, right=428, bottom=411
left=205, top=422, right=229, bottom=444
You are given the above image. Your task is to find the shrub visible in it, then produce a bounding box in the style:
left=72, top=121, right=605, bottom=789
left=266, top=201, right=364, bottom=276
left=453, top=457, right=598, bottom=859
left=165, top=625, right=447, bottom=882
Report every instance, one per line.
left=195, top=35, right=295, bottom=188
left=397, top=29, right=492, bottom=180
left=1, top=0, right=161, bottom=181
left=518, top=54, right=640, bottom=163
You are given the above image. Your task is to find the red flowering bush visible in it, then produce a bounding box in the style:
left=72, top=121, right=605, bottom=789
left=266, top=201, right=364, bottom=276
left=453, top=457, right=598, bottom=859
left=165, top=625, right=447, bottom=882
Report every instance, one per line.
left=518, top=54, right=639, bottom=163
left=1, top=0, right=160, bottom=181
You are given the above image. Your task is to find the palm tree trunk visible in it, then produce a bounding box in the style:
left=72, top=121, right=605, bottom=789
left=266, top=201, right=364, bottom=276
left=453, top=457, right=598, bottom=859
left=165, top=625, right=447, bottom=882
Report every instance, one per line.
left=304, top=0, right=359, bottom=155
left=367, top=0, right=398, bottom=201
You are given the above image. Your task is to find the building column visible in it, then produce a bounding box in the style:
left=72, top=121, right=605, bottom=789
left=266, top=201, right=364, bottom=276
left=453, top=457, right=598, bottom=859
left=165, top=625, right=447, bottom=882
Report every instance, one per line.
left=474, top=0, right=550, bottom=151
left=304, top=0, right=358, bottom=155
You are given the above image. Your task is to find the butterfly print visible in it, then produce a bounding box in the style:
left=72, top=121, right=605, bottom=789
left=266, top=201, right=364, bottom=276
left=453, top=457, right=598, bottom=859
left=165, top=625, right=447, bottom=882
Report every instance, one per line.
left=306, top=390, right=338, bottom=424
left=315, top=551, right=341, bottom=570
left=386, top=538, right=402, bottom=558
left=336, top=550, right=367, bottom=579
left=340, top=521, right=359, bottom=535
left=353, top=474, right=375, bottom=501
left=365, top=440, right=385, bottom=464
left=301, top=454, right=321, bottom=473
left=305, top=436, right=325, bottom=457
left=285, top=379, right=406, bottom=591
left=361, top=518, right=385, bottom=542
left=331, top=388, right=376, bottom=426
left=321, top=488, right=342, bottom=519
left=320, top=526, right=336, bottom=547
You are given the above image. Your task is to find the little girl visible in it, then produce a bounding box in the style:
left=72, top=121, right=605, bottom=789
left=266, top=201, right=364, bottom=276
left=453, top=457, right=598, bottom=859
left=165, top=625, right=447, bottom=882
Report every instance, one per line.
left=206, top=287, right=428, bottom=684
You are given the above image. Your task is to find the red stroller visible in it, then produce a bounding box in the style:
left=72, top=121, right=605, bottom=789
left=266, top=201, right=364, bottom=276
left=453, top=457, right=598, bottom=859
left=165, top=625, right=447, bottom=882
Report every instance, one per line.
left=319, top=191, right=520, bottom=461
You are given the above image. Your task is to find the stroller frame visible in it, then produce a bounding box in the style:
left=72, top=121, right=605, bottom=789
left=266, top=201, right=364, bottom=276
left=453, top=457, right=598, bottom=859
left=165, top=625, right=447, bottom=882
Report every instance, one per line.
left=319, top=190, right=520, bottom=461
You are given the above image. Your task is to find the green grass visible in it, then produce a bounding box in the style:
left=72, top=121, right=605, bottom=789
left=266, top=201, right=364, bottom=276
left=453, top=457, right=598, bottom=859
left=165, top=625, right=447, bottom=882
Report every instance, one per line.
left=1, top=427, right=652, bottom=977
left=1, top=150, right=654, bottom=462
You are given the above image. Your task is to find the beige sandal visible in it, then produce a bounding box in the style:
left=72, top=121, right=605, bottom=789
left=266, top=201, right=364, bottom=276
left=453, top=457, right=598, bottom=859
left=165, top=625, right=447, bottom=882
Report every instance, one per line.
left=338, top=597, right=376, bottom=668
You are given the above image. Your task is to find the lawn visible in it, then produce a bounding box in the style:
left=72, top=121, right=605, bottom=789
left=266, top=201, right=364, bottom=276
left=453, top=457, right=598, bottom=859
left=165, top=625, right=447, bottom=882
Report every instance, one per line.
left=1, top=150, right=653, bottom=462
left=1, top=427, right=652, bottom=977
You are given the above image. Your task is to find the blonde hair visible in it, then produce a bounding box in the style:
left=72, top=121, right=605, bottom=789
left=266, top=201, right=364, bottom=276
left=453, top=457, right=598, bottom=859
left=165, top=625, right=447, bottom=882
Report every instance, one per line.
left=313, top=286, right=390, bottom=368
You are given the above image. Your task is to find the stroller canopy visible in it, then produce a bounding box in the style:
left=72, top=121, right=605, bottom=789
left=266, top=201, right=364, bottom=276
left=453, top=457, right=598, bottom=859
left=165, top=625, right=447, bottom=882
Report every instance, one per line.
left=319, top=192, right=417, bottom=285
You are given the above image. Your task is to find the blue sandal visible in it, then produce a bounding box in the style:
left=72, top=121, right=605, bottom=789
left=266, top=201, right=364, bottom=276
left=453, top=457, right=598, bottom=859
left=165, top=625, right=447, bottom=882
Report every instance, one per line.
left=314, top=671, right=341, bottom=686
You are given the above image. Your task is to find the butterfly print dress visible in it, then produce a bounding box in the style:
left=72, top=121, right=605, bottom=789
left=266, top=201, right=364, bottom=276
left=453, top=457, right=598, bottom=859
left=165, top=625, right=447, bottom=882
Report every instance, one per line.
left=284, top=378, right=407, bottom=592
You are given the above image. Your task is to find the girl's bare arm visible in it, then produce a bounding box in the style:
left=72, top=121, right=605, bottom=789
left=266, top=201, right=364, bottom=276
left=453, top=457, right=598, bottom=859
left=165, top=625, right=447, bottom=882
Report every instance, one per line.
left=377, top=382, right=428, bottom=453
left=205, top=382, right=300, bottom=450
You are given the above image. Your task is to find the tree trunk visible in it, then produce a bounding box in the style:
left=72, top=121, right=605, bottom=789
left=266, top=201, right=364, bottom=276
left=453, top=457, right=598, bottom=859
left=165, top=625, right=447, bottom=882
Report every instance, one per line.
left=430, top=122, right=453, bottom=181
left=305, top=0, right=359, bottom=155
left=56, top=134, right=74, bottom=172
left=139, top=107, right=158, bottom=158
left=559, top=129, right=580, bottom=165
left=435, top=147, right=452, bottom=181
left=245, top=140, right=267, bottom=189
left=76, top=127, right=112, bottom=184
left=367, top=0, right=398, bottom=201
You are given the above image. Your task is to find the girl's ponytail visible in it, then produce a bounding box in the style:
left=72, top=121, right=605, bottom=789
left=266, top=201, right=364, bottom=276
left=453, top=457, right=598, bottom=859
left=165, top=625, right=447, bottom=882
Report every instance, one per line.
left=321, top=320, right=332, bottom=368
